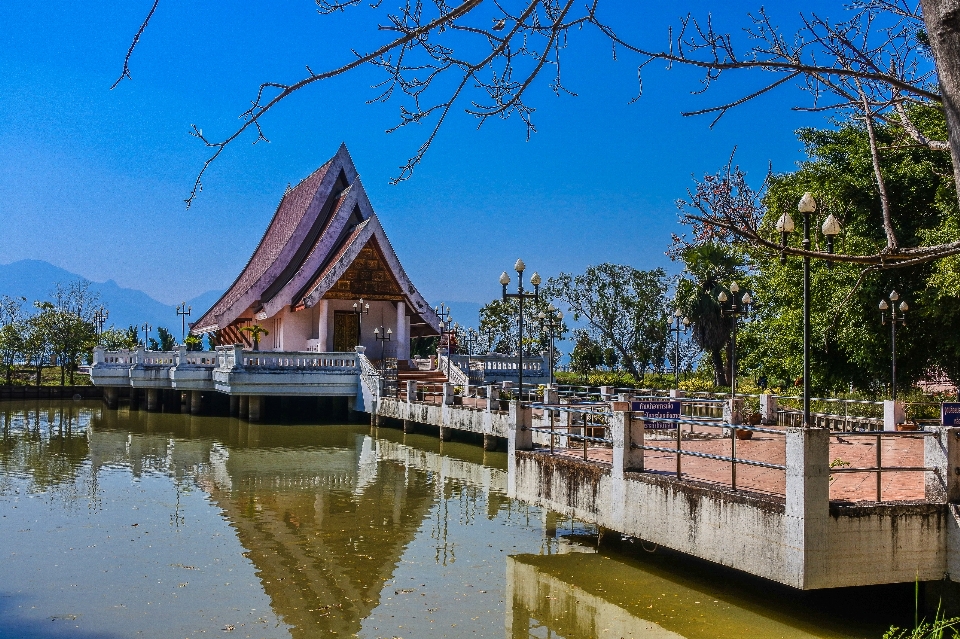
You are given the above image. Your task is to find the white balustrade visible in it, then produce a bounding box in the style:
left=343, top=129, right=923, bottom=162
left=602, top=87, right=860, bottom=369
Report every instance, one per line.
left=181, top=351, right=219, bottom=365
left=239, top=351, right=358, bottom=369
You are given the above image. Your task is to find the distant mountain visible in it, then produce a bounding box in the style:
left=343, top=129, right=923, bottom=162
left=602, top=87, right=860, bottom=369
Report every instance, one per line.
left=0, top=260, right=222, bottom=337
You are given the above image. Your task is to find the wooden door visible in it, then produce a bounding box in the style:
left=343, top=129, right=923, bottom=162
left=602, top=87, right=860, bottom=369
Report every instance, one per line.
left=333, top=311, right=359, bottom=352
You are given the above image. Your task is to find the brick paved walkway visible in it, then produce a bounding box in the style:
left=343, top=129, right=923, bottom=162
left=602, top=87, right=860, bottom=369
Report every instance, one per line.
left=550, top=428, right=927, bottom=503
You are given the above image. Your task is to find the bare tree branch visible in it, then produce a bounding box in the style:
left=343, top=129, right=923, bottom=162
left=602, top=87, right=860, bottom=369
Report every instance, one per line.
left=110, top=0, right=160, bottom=90
left=858, top=85, right=899, bottom=251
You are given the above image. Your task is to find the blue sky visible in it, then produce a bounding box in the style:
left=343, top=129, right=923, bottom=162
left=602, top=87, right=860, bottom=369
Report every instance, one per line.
left=0, top=1, right=845, bottom=320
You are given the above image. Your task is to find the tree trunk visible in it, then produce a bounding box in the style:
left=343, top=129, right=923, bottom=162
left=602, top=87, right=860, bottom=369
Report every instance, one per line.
left=921, top=0, right=960, bottom=201
left=711, top=348, right=728, bottom=387
left=60, top=364, right=65, bottom=386
left=35, top=365, right=42, bottom=386
left=68, top=359, right=75, bottom=385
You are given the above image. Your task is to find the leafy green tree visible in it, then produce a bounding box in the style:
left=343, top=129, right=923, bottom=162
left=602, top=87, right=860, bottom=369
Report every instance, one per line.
left=678, top=106, right=958, bottom=394
left=0, top=323, right=24, bottom=385
left=410, top=336, right=438, bottom=358
left=674, top=244, right=744, bottom=387
left=602, top=347, right=618, bottom=370
left=40, top=280, right=101, bottom=385
left=22, top=306, right=54, bottom=386
left=570, top=330, right=603, bottom=380
left=156, top=327, right=177, bottom=351
left=478, top=296, right=566, bottom=356
left=0, top=296, right=26, bottom=385
left=184, top=334, right=204, bottom=351
left=101, top=326, right=140, bottom=351
left=546, top=264, right=669, bottom=380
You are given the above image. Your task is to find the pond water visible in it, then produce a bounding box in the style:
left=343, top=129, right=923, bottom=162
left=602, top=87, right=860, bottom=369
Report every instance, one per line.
left=0, top=400, right=919, bottom=639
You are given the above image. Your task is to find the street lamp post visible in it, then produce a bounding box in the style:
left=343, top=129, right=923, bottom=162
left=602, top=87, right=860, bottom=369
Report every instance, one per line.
left=879, top=291, right=909, bottom=401
left=718, top=283, right=752, bottom=406
left=373, top=326, right=393, bottom=397
left=353, top=298, right=370, bottom=345
left=93, top=306, right=108, bottom=343
left=462, top=328, right=480, bottom=385
left=538, top=306, right=563, bottom=387
left=779, top=193, right=841, bottom=428
left=373, top=326, right=393, bottom=364
left=483, top=327, right=497, bottom=354
left=141, top=323, right=152, bottom=350
left=501, top=260, right=540, bottom=403
left=435, top=304, right=452, bottom=377
left=666, top=309, right=690, bottom=387
left=176, top=302, right=192, bottom=343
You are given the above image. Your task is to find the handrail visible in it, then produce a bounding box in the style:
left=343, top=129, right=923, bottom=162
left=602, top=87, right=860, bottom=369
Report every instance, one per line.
left=437, top=354, right=470, bottom=387
left=357, top=352, right=380, bottom=379
left=827, top=429, right=936, bottom=502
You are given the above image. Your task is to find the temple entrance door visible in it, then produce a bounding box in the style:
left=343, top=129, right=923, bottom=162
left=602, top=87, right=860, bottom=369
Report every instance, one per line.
left=332, top=311, right=360, bottom=352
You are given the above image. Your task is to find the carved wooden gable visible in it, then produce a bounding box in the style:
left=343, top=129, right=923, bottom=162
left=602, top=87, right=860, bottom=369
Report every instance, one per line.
left=323, top=239, right=403, bottom=300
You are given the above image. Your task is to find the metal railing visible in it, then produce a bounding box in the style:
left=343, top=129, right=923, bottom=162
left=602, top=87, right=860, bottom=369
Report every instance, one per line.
left=828, top=430, right=936, bottom=502
left=632, top=416, right=786, bottom=492
left=527, top=402, right=787, bottom=493
left=530, top=403, right=613, bottom=461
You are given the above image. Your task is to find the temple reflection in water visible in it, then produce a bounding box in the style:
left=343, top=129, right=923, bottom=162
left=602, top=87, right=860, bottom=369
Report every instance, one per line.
left=0, top=401, right=912, bottom=639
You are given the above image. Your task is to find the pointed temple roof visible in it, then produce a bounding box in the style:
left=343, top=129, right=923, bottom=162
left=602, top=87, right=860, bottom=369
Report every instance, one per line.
left=192, top=144, right=441, bottom=338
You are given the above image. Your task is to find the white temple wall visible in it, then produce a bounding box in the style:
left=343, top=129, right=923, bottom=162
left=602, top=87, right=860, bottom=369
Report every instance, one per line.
left=277, top=306, right=315, bottom=351
left=309, top=299, right=415, bottom=355
left=260, top=298, right=416, bottom=354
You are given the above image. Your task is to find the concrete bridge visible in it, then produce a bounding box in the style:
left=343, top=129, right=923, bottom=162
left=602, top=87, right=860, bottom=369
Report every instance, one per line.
left=368, top=388, right=960, bottom=593
left=90, top=346, right=960, bottom=595
left=91, top=345, right=367, bottom=420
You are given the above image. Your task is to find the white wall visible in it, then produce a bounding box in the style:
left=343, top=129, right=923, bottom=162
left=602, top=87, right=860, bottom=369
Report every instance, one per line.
left=266, top=299, right=414, bottom=354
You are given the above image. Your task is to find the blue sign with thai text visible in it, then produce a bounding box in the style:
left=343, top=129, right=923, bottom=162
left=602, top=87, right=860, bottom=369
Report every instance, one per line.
left=631, top=400, right=682, bottom=430
left=942, top=403, right=960, bottom=426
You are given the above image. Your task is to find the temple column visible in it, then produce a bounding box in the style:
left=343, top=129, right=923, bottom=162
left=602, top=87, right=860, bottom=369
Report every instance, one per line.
left=146, top=389, right=160, bottom=412
left=396, top=301, right=410, bottom=361
left=190, top=390, right=203, bottom=415
left=103, top=387, right=118, bottom=410
left=316, top=300, right=329, bottom=351
left=248, top=396, right=263, bottom=422
left=239, top=395, right=249, bottom=420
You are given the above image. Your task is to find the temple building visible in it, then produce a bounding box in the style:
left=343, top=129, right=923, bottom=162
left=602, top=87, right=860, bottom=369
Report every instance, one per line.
left=191, top=144, right=441, bottom=361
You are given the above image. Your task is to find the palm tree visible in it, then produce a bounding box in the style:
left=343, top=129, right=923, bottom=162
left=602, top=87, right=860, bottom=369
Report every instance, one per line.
left=241, top=324, right=270, bottom=351
left=676, top=244, right=743, bottom=387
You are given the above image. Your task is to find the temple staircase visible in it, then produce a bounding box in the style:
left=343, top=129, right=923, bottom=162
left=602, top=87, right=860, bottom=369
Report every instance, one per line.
left=396, top=361, right=448, bottom=401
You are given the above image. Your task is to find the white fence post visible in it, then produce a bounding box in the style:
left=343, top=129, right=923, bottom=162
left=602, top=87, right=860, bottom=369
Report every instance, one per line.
left=884, top=400, right=905, bottom=430
left=486, top=384, right=498, bottom=411
left=925, top=426, right=960, bottom=502
left=785, top=426, right=830, bottom=588
left=761, top=394, right=778, bottom=425
left=442, top=382, right=454, bottom=406
left=610, top=404, right=644, bottom=476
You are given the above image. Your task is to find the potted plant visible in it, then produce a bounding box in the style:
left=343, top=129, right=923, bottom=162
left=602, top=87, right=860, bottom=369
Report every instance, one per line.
left=241, top=324, right=269, bottom=351
left=897, top=406, right=920, bottom=431
left=498, top=389, right=511, bottom=411
left=736, top=396, right=761, bottom=440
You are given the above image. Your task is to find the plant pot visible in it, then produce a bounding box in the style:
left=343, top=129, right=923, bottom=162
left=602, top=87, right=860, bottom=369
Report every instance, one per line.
left=453, top=396, right=463, bottom=406
left=747, top=412, right=762, bottom=426
left=896, top=422, right=919, bottom=431
left=498, top=399, right=510, bottom=411
left=735, top=428, right=754, bottom=440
